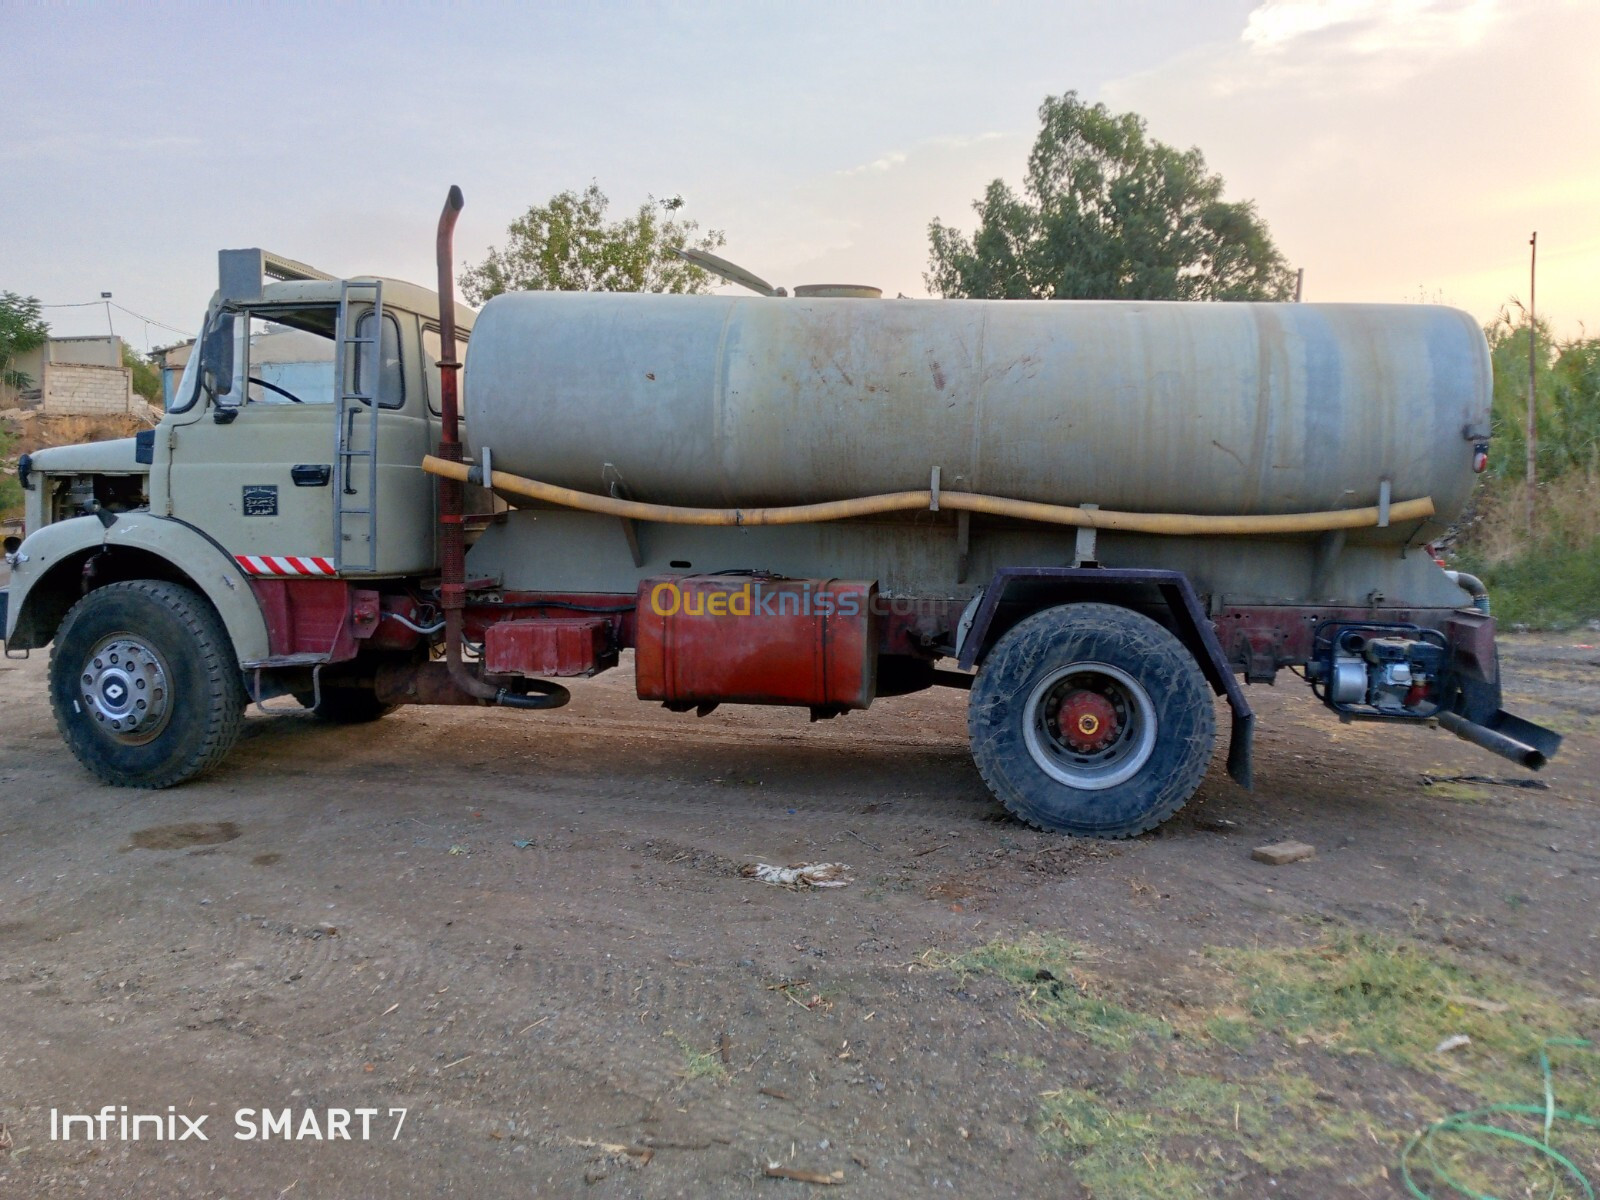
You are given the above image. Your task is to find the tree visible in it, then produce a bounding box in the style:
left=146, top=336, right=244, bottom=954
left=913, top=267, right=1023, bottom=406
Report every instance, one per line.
left=0, top=424, right=19, bottom=517
left=122, top=343, right=162, bottom=405
left=1484, top=306, right=1600, bottom=480
left=1, top=291, right=50, bottom=392
left=927, top=92, right=1296, bottom=302
left=462, top=184, right=726, bottom=304
left=1550, top=336, right=1600, bottom=476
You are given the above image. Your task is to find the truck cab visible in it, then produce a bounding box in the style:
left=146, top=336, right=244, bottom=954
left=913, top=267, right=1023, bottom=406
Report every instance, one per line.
left=159, top=253, right=471, bottom=579
left=3, top=250, right=474, bottom=781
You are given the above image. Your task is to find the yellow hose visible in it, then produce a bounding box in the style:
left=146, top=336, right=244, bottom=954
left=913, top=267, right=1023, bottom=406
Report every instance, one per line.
left=422, top=455, right=1434, bottom=536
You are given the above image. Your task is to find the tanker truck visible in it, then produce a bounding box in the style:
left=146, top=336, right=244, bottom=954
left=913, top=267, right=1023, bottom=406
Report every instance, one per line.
left=0, top=188, right=1561, bottom=838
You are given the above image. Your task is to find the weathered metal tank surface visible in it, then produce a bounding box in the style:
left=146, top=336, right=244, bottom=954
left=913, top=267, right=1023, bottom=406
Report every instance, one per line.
left=463, top=294, right=1490, bottom=541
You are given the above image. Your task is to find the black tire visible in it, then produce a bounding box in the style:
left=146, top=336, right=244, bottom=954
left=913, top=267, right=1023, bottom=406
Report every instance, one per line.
left=293, top=686, right=396, bottom=724
left=967, top=603, right=1215, bottom=838
left=49, top=580, right=245, bottom=789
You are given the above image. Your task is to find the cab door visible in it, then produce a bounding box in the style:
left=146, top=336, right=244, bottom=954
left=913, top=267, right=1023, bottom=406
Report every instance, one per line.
left=167, top=303, right=343, bottom=575
left=166, top=300, right=434, bottom=578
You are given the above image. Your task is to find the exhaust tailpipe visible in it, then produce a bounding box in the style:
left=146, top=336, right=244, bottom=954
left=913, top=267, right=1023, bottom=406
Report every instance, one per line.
left=1438, top=710, right=1560, bottom=770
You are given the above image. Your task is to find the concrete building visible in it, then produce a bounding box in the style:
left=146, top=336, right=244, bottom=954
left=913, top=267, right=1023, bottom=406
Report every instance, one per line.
left=2, top=334, right=139, bottom=416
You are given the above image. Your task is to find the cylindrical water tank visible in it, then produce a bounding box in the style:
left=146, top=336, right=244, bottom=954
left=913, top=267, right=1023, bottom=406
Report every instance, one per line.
left=463, top=294, right=1489, bottom=533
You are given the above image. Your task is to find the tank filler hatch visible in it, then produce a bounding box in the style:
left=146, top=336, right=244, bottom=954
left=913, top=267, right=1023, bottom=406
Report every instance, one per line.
left=670, top=248, right=881, bottom=299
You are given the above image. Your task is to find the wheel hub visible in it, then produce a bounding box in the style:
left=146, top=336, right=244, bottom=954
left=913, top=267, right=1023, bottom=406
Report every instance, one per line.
left=1023, top=662, right=1158, bottom=792
left=80, top=636, right=171, bottom=745
left=1053, top=689, right=1119, bottom=752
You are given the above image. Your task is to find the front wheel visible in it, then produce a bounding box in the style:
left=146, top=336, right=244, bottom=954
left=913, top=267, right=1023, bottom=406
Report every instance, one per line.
left=49, top=581, right=245, bottom=788
left=967, top=603, right=1215, bottom=838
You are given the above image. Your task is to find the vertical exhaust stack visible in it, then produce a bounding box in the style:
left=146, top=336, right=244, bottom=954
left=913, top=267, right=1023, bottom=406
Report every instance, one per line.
left=434, top=187, right=470, bottom=621
left=435, top=187, right=466, bottom=467
left=432, top=186, right=489, bottom=702
left=431, top=185, right=567, bottom=710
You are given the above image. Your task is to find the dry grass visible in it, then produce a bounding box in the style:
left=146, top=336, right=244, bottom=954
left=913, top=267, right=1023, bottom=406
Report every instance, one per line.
left=0, top=411, right=150, bottom=459
left=1453, top=472, right=1600, bottom=628
left=1461, top=471, right=1600, bottom=568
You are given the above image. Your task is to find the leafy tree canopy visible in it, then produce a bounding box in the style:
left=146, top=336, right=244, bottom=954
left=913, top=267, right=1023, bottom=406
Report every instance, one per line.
left=927, top=92, right=1295, bottom=302
left=1484, top=306, right=1600, bottom=481
left=1, top=291, right=51, bottom=391
left=0, top=423, right=19, bottom=517
left=462, top=184, right=725, bottom=304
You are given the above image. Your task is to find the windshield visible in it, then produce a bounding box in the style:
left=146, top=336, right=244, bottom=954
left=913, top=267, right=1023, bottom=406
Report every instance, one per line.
left=167, top=309, right=216, bottom=414
left=168, top=303, right=404, bottom=412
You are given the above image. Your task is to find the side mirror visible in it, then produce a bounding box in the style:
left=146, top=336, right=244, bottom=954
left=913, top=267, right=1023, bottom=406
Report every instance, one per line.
left=199, top=313, right=236, bottom=401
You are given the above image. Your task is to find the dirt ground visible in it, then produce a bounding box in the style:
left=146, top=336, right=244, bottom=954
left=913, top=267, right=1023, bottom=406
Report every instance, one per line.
left=0, top=632, right=1596, bottom=1198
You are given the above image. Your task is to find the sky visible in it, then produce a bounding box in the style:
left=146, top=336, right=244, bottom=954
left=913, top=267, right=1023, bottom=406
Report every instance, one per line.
left=4, top=0, right=1596, bottom=351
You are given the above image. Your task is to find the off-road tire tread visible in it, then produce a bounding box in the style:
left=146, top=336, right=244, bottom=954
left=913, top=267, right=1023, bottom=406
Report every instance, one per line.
left=49, top=580, right=245, bottom=788
left=967, top=602, right=1215, bottom=839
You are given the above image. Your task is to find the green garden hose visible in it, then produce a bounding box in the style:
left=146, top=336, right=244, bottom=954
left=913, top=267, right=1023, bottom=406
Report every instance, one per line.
left=1401, top=1039, right=1598, bottom=1199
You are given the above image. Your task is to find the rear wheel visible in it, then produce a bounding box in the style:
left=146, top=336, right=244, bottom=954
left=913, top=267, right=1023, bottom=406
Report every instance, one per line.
left=49, top=581, right=245, bottom=788
left=293, top=685, right=396, bottom=724
left=967, top=603, right=1215, bottom=837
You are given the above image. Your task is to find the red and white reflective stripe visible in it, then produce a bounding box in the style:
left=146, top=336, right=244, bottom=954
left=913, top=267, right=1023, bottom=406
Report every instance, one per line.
left=234, top=555, right=337, bottom=577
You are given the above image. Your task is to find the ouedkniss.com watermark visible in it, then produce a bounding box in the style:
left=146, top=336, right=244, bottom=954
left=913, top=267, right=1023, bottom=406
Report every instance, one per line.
left=644, top=577, right=944, bottom=619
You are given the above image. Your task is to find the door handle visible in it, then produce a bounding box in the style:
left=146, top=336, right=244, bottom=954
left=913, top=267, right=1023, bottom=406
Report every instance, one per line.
left=292, top=464, right=332, bottom=487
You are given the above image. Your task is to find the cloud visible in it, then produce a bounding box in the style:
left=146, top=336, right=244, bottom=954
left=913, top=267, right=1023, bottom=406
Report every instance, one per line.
left=1242, top=0, right=1498, bottom=56
left=1169, top=0, right=1507, bottom=96
left=1103, top=0, right=1600, bottom=335
left=835, top=133, right=1010, bottom=179
left=838, top=150, right=909, bottom=177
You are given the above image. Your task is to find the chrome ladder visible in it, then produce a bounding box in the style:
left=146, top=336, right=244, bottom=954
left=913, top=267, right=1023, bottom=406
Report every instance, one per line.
left=331, top=279, right=383, bottom=573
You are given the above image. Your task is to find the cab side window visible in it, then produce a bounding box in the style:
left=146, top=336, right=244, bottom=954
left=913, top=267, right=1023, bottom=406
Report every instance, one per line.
left=354, top=311, right=405, bottom=410
left=421, top=326, right=470, bottom=416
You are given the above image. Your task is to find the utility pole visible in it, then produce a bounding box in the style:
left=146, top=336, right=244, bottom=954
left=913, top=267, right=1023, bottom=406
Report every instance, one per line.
left=1294, top=268, right=1304, bottom=302
left=1526, top=233, right=1537, bottom=533
left=101, top=292, right=114, bottom=337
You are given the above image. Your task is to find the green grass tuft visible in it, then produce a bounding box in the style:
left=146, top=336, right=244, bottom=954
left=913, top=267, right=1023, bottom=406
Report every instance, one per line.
left=1200, top=1014, right=1256, bottom=1049
left=1040, top=1073, right=1369, bottom=1198
left=1212, top=933, right=1595, bottom=1100
left=666, top=1032, right=727, bottom=1083
left=947, top=934, right=1169, bottom=1050
left=945, top=930, right=1598, bottom=1195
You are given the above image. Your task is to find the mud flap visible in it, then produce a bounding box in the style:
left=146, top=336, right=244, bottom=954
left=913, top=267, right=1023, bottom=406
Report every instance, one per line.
left=1227, top=708, right=1255, bottom=790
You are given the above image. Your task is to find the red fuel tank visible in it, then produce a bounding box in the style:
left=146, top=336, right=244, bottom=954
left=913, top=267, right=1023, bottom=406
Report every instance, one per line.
left=634, top=575, right=877, bottom=710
